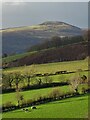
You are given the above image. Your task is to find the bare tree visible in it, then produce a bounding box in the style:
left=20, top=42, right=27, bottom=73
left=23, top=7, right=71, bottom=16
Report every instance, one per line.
left=37, top=78, right=42, bottom=85
left=14, top=72, right=23, bottom=90
left=43, top=76, right=53, bottom=84
left=24, top=65, right=36, bottom=87
left=2, top=73, right=9, bottom=89
left=7, top=73, right=14, bottom=88
left=2, top=72, right=14, bottom=89
left=15, top=89, right=24, bottom=107
left=69, top=74, right=81, bottom=93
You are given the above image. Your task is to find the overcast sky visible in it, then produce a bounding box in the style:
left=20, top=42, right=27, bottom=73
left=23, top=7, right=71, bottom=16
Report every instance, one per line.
left=1, top=2, right=88, bottom=29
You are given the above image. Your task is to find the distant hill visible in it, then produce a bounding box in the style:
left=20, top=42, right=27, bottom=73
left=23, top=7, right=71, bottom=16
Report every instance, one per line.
left=2, top=21, right=83, bottom=55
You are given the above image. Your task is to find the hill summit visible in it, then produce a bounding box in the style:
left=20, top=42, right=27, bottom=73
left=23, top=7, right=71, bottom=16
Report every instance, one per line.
left=2, top=21, right=83, bottom=55
left=40, top=21, right=66, bottom=25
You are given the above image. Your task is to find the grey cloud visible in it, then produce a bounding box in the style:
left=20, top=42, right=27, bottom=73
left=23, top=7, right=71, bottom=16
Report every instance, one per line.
left=2, top=2, right=88, bottom=29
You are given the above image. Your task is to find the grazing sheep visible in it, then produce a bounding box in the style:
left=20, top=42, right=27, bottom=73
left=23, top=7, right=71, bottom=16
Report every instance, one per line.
left=31, top=106, right=37, bottom=109
left=22, top=108, right=29, bottom=112
left=25, top=109, right=29, bottom=111
left=25, top=109, right=29, bottom=112
left=22, top=108, right=25, bottom=111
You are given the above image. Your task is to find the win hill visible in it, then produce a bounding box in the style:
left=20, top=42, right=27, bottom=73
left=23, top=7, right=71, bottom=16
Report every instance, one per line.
left=2, top=21, right=83, bottom=55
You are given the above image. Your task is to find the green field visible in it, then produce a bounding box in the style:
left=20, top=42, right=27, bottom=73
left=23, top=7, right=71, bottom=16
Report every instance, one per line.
left=2, top=58, right=89, bottom=119
left=2, top=94, right=88, bottom=118
left=4, top=59, right=88, bottom=74
left=2, top=86, right=70, bottom=104
left=48, top=71, right=88, bottom=82
left=2, top=83, right=88, bottom=105
left=2, top=51, right=37, bottom=64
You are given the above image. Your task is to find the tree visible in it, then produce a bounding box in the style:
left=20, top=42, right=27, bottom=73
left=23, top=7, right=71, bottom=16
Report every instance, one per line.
left=49, top=88, right=62, bottom=99
left=83, top=30, right=88, bottom=41
left=77, top=69, right=87, bottom=84
left=15, top=89, right=24, bottom=107
left=14, top=73, right=24, bottom=107
left=51, top=36, right=62, bottom=48
left=24, top=65, right=36, bottom=87
left=2, top=73, right=9, bottom=89
left=81, top=75, right=87, bottom=84
left=25, top=72, right=31, bottom=87
left=69, top=74, right=81, bottom=93
left=6, top=73, right=14, bottom=88
left=2, top=72, right=14, bottom=89
left=43, top=76, right=52, bottom=84
left=37, top=78, right=42, bottom=85
left=14, top=72, right=23, bottom=90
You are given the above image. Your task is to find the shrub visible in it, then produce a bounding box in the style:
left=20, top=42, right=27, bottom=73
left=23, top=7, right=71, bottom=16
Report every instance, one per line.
left=48, top=88, right=62, bottom=99
left=19, top=99, right=27, bottom=107
left=3, top=101, right=16, bottom=111
left=36, top=95, right=44, bottom=103
left=65, top=91, right=75, bottom=98
left=81, top=87, right=87, bottom=94
left=69, top=74, right=81, bottom=93
left=15, top=89, right=24, bottom=107
left=3, top=101, right=14, bottom=108
left=26, top=99, right=33, bottom=105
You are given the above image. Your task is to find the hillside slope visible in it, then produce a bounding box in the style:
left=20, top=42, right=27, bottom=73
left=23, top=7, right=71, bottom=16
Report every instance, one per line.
left=3, top=41, right=87, bottom=68
left=2, top=21, right=83, bottom=55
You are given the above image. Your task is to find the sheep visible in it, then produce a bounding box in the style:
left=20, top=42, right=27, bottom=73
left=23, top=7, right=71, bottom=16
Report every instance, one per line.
left=31, top=106, right=37, bottom=109
left=22, top=108, right=25, bottom=111
left=21, top=108, right=29, bottom=112
left=25, top=109, right=29, bottom=112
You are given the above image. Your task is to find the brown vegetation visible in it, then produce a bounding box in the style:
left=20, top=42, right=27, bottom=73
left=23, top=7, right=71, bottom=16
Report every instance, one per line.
left=7, top=42, right=87, bottom=68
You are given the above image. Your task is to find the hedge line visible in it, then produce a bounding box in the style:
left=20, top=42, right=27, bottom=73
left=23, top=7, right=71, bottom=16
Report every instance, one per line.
left=2, top=88, right=90, bottom=113
left=2, top=82, right=69, bottom=94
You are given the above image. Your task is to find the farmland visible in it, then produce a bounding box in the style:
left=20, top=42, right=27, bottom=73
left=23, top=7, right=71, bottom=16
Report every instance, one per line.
left=2, top=85, right=70, bottom=104
left=2, top=94, right=88, bottom=118
left=2, top=83, right=88, bottom=105
left=2, top=57, right=89, bottom=119
left=4, top=59, right=88, bottom=74
left=2, top=51, right=37, bottom=64
left=2, top=59, right=89, bottom=104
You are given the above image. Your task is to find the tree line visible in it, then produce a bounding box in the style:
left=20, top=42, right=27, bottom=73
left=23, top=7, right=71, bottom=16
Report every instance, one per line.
left=28, top=35, right=85, bottom=52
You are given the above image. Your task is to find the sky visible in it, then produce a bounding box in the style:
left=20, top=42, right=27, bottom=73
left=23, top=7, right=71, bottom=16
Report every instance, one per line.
left=0, top=1, right=88, bottom=29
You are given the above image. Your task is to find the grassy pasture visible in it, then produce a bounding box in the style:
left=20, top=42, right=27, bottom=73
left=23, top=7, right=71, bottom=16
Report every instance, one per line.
left=1, top=84, right=88, bottom=105
left=2, top=94, right=88, bottom=118
left=2, top=51, right=37, bottom=64
left=2, top=86, right=70, bottom=105
left=2, top=59, right=89, bottom=118
left=4, top=59, right=88, bottom=74
left=48, top=71, right=88, bottom=82
left=30, top=71, right=88, bottom=85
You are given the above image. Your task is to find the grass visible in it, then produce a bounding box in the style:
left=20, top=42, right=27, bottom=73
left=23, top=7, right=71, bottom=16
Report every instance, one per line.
left=1, top=24, right=47, bottom=33
left=2, top=94, right=88, bottom=118
left=3, top=59, right=88, bottom=74
left=50, top=71, right=88, bottom=82
left=2, top=51, right=37, bottom=64
left=9, top=71, right=87, bottom=88
left=2, top=86, right=70, bottom=105
left=1, top=58, right=89, bottom=118
left=1, top=83, right=88, bottom=105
